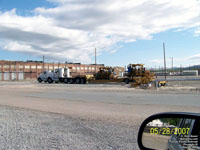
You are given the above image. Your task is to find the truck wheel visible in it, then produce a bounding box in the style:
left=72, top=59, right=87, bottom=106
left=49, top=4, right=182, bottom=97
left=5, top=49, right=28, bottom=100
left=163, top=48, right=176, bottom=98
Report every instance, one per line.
left=64, top=78, right=68, bottom=84
left=47, top=78, right=53, bottom=84
left=125, top=79, right=130, bottom=84
left=76, top=78, right=81, bottom=84
left=37, top=78, right=42, bottom=83
left=80, top=78, right=86, bottom=84
left=69, top=78, right=74, bottom=84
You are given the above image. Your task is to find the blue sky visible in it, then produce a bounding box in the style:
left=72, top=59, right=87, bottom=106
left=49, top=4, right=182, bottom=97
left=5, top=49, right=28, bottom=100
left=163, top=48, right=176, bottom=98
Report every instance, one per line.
left=98, top=29, right=200, bottom=68
left=0, top=0, right=200, bottom=68
left=0, top=0, right=54, bottom=12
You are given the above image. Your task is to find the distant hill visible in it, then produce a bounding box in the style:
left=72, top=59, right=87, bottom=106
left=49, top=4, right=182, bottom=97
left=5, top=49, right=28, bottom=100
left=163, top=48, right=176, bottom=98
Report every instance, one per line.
left=184, top=64, right=200, bottom=70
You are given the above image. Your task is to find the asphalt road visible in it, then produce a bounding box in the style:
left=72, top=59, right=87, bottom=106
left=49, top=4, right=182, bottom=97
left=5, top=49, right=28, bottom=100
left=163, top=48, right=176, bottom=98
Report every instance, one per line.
left=0, top=81, right=200, bottom=150
left=26, top=88, right=200, bottom=107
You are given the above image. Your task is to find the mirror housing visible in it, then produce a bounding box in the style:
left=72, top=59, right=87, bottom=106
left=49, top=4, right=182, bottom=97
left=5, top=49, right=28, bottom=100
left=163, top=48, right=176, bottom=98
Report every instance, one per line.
left=137, top=112, right=200, bottom=150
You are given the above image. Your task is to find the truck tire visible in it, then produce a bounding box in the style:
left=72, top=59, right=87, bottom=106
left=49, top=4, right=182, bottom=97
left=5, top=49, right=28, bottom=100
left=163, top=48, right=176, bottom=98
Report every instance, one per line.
left=37, top=78, right=42, bottom=83
left=80, top=78, right=86, bottom=84
left=47, top=78, right=53, bottom=84
left=64, top=78, right=68, bottom=84
left=69, top=78, right=74, bottom=84
left=125, top=78, right=130, bottom=84
left=75, top=78, right=81, bottom=84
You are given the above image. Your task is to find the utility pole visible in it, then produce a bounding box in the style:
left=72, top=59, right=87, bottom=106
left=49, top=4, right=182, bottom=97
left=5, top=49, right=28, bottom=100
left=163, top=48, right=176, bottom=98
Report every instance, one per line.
left=170, top=57, right=173, bottom=71
left=43, top=56, right=45, bottom=72
left=180, top=64, right=182, bottom=74
left=163, top=43, right=167, bottom=80
left=95, top=48, right=97, bottom=73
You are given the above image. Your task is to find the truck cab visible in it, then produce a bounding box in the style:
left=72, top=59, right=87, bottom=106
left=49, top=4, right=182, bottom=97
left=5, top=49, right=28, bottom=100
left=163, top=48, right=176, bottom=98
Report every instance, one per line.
left=37, top=70, right=53, bottom=83
left=37, top=69, right=68, bottom=83
left=37, top=68, right=86, bottom=84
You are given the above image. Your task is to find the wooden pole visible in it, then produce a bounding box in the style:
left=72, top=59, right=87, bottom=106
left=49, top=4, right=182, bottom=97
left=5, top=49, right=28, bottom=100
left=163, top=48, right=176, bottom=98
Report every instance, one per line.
left=163, top=43, right=167, bottom=80
left=53, top=62, right=54, bottom=71
left=170, top=57, right=173, bottom=72
left=43, top=56, right=45, bottom=72
left=95, top=48, right=97, bottom=73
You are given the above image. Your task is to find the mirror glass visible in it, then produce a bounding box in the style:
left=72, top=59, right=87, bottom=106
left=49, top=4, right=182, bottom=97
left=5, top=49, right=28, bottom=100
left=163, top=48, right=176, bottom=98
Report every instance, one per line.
left=142, top=117, right=200, bottom=150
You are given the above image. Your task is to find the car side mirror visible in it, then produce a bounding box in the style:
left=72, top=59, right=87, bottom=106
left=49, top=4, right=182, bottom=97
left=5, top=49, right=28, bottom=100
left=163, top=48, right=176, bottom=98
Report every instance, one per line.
left=137, top=112, right=200, bottom=150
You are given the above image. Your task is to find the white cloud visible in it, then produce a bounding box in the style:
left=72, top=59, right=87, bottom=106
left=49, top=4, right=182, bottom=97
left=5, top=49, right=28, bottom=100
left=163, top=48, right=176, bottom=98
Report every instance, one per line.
left=187, top=53, right=200, bottom=60
left=151, top=59, right=163, bottom=64
left=194, top=27, right=200, bottom=36
left=1, top=0, right=200, bottom=63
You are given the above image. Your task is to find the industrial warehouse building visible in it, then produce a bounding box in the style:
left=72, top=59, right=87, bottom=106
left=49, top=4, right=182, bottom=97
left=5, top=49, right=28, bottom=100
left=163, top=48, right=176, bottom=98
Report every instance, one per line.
left=0, top=60, right=104, bottom=81
left=0, top=60, right=124, bottom=81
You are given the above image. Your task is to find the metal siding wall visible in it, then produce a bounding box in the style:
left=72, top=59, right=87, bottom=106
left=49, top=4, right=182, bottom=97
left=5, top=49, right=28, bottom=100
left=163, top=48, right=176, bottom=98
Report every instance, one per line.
left=4, top=72, right=10, bottom=80
left=182, top=71, right=198, bottom=76
left=18, top=72, right=24, bottom=80
left=11, top=72, right=17, bottom=80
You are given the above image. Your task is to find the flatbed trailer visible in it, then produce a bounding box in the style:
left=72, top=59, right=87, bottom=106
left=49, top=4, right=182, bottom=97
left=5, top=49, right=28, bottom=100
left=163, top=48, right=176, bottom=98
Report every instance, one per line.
left=87, top=78, right=124, bottom=84
left=58, top=76, right=86, bottom=84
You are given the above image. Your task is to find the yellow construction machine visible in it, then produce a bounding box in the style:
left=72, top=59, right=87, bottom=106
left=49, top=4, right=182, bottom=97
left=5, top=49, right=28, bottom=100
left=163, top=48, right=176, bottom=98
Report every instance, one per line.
left=94, top=67, right=115, bottom=80
left=123, top=64, right=155, bottom=86
left=87, top=67, right=123, bottom=83
left=89, top=64, right=167, bottom=87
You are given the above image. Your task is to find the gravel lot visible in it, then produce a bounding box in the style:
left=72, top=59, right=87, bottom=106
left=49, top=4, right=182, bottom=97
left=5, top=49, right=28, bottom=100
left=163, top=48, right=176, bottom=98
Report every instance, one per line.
left=0, top=80, right=200, bottom=150
left=0, top=105, right=138, bottom=150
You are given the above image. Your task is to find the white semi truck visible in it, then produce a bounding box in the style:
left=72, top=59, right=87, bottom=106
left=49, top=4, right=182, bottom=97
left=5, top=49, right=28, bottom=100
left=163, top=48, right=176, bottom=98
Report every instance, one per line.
left=37, top=68, right=87, bottom=84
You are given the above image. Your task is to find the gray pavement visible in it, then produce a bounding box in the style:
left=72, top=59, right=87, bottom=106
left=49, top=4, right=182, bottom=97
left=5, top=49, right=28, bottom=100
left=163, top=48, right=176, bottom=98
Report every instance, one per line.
left=0, top=81, right=200, bottom=150
left=25, top=85, right=200, bottom=107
